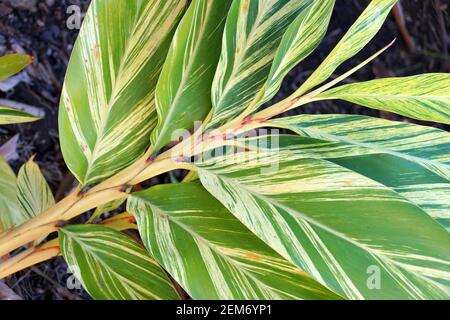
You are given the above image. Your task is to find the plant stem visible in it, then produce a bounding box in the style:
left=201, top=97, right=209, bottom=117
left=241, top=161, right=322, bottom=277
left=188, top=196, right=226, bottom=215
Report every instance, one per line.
left=0, top=81, right=323, bottom=263
left=0, top=239, right=60, bottom=280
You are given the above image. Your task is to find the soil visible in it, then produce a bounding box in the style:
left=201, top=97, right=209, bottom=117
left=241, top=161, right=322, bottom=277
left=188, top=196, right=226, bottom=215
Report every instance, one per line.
left=0, top=0, right=449, bottom=300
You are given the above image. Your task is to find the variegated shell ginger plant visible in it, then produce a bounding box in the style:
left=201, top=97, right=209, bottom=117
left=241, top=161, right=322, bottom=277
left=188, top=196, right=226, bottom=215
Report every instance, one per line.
left=0, top=0, right=449, bottom=300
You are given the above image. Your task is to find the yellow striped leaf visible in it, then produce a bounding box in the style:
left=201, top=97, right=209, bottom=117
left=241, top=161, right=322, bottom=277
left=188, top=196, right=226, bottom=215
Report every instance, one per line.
left=88, top=198, right=126, bottom=223
left=0, top=106, right=40, bottom=125
left=209, top=0, right=315, bottom=127
left=59, top=224, right=179, bottom=300
left=0, top=54, right=32, bottom=81
left=294, top=137, right=450, bottom=232
left=296, top=0, right=397, bottom=96
left=194, top=142, right=450, bottom=299
left=59, top=0, right=186, bottom=185
left=318, top=74, right=450, bottom=124
left=151, top=0, right=233, bottom=152
left=261, top=0, right=335, bottom=103
left=128, top=183, right=342, bottom=300
left=16, top=158, right=55, bottom=220
left=268, top=115, right=450, bottom=231
left=0, top=157, right=25, bottom=232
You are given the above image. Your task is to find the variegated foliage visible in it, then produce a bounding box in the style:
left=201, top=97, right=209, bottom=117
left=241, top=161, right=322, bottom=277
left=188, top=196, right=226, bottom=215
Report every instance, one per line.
left=192, top=139, right=450, bottom=300
left=98, top=212, right=138, bottom=232
left=0, top=157, right=54, bottom=233
left=318, top=74, right=450, bottom=125
left=0, top=107, right=40, bottom=125
left=128, top=183, right=341, bottom=300
left=0, top=54, right=39, bottom=125
left=88, top=198, right=126, bottom=223
left=209, top=0, right=334, bottom=127
left=268, top=115, right=450, bottom=230
left=17, top=158, right=55, bottom=219
left=22, top=0, right=450, bottom=302
left=262, top=0, right=335, bottom=103
left=59, top=0, right=186, bottom=185
left=151, top=0, right=233, bottom=152
left=296, top=0, right=397, bottom=96
left=59, top=225, right=179, bottom=300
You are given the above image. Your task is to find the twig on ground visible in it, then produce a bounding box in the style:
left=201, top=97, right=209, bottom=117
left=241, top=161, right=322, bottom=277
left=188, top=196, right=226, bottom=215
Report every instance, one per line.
left=392, top=1, right=416, bottom=53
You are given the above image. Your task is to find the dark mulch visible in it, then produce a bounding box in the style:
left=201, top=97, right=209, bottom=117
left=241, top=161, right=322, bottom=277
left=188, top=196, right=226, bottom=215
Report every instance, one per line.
left=0, top=0, right=449, bottom=300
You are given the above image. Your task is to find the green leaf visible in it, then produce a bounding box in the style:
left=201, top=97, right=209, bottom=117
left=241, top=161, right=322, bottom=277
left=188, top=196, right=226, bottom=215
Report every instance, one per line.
left=194, top=140, right=450, bottom=300
left=151, top=0, right=233, bottom=152
left=0, top=157, right=25, bottom=232
left=59, top=0, right=186, bottom=185
left=209, top=0, right=315, bottom=127
left=0, top=54, right=32, bottom=81
left=268, top=114, right=450, bottom=230
left=59, top=224, right=179, bottom=300
left=16, top=158, right=55, bottom=219
left=128, top=183, right=342, bottom=300
left=262, top=0, right=335, bottom=103
left=318, top=74, right=450, bottom=124
left=296, top=0, right=397, bottom=95
left=0, top=106, right=40, bottom=125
